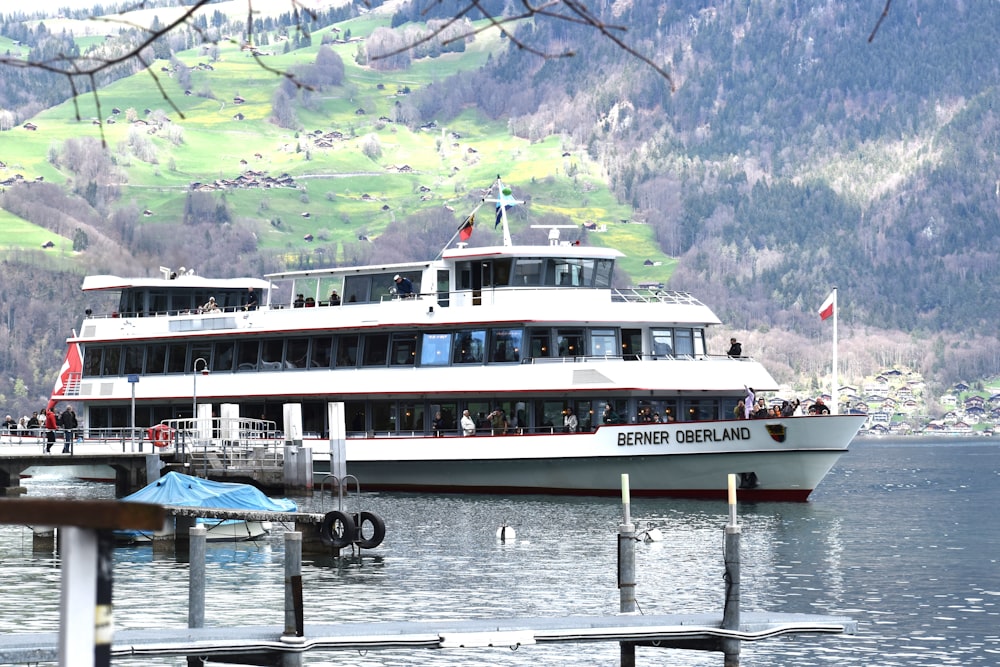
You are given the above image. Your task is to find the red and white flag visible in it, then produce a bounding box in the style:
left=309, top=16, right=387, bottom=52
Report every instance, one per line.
left=48, top=341, right=83, bottom=409
left=818, top=290, right=836, bottom=321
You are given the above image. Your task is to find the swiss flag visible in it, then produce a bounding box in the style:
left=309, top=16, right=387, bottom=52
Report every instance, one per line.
left=818, top=291, right=836, bottom=321
left=48, top=341, right=83, bottom=409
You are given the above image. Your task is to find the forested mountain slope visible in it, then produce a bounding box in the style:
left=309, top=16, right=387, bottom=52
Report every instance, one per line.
left=3, top=0, right=1000, bottom=415
left=445, top=0, right=1000, bottom=336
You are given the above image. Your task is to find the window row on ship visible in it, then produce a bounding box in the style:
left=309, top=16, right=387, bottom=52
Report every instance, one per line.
left=81, top=325, right=709, bottom=376
left=85, top=395, right=740, bottom=438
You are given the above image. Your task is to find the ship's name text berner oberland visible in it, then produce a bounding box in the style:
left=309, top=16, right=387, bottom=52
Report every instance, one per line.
left=616, top=427, right=751, bottom=446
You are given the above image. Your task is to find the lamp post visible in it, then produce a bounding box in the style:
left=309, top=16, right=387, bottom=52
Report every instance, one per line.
left=192, top=358, right=209, bottom=438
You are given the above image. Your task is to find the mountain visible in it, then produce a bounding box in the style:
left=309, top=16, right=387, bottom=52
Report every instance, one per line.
left=2, top=0, right=1000, bottom=415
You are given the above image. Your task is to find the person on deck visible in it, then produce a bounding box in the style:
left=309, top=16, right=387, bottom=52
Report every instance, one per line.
left=743, top=386, right=755, bottom=420
left=727, top=338, right=743, bottom=357
left=244, top=287, right=258, bottom=311
left=563, top=407, right=578, bottom=433
left=393, top=274, right=414, bottom=298
left=60, top=405, right=78, bottom=454
left=461, top=409, right=476, bottom=436
left=43, top=408, right=58, bottom=453
left=329, top=290, right=341, bottom=306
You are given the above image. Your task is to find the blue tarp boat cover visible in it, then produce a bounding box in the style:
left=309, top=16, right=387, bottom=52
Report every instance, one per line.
left=122, top=471, right=297, bottom=513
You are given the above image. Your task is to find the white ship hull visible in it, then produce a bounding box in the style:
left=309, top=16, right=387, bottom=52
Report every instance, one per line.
left=311, top=415, right=863, bottom=501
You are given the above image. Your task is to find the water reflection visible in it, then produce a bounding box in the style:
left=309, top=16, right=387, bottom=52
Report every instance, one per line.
left=1, top=442, right=998, bottom=666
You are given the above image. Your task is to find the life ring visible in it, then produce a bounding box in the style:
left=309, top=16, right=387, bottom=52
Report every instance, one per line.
left=353, top=511, right=386, bottom=549
left=320, top=510, right=356, bottom=549
left=147, top=424, right=174, bottom=448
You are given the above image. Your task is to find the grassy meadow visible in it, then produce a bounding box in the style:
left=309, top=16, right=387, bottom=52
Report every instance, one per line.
left=0, top=12, right=675, bottom=285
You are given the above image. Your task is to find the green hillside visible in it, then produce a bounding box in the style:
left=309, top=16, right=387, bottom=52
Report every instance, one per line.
left=0, top=13, right=673, bottom=286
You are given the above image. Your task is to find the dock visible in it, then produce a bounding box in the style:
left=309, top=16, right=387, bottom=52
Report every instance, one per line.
left=0, top=452, right=157, bottom=497
left=0, top=612, right=856, bottom=663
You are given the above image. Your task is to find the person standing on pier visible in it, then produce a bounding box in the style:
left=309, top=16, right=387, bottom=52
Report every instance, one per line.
left=60, top=405, right=78, bottom=454
left=43, top=407, right=58, bottom=453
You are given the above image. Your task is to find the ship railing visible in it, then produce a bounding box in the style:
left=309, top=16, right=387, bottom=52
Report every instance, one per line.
left=155, top=417, right=285, bottom=475
left=611, top=288, right=704, bottom=305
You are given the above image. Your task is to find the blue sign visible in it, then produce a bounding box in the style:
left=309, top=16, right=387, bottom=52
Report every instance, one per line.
left=127, top=375, right=140, bottom=383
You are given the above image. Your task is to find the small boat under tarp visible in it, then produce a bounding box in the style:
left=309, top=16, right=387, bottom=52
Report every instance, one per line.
left=117, top=471, right=297, bottom=543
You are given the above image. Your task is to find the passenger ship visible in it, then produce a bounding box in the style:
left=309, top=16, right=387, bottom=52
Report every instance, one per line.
left=48, top=181, right=864, bottom=500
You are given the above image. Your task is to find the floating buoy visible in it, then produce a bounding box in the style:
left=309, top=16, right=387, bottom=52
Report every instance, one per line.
left=496, top=523, right=516, bottom=542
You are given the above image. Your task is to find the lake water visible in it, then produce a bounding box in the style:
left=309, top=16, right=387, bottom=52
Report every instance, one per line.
left=1, top=437, right=998, bottom=666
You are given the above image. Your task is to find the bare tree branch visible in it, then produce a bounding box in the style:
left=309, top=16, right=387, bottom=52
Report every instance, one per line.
left=868, top=0, right=894, bottom=43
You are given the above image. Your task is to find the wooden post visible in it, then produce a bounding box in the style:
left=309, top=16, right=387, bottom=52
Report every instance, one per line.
left=618, top=474, right=636, bottom=667
left=722, top=474, right=742, bottom=666
left=0, top=499, right=165, bottom=667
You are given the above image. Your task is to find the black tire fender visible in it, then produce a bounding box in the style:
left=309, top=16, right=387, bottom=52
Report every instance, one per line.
left=320, top=510, right=356, bottom=549
left=353, top=511, right=386, bottom=549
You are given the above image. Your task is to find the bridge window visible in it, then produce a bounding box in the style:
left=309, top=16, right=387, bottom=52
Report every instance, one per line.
left=213, top=341, right=234, bottom=372
left=236, top=340, right=259, bottom=372
left=556, top=329, right=584, bottom=357
left=146, top=344, right=167, bottom=374
left=286, top=338, right=309, bottom=369
left=123, top=345, right=144, bottom=375
left=311, top=337, right=333, bottom=369
left=261, top=340, right=284, bottom=370
left=102, top=346, right=122, bottom=376
left=390, top=334, right=417, bottom=366
left=362, top=334, right=389, bottom=366
left=336, top=335, right=359, bottom=367
left=166, top=343, right=188, bottom=373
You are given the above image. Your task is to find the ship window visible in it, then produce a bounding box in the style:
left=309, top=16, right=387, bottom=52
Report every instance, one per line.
left=453, top=330, right=485, bottom=364
left=166, top=343, right=188, bottom=373
left=390, top=334, right=417, bottom=366
left=345, top=400, right=366, bottom=433
left=146, top=344, right=167, bottom=374
left=213, top=341, right=234, bottom=372
left=535, top=401, right=567, bottom=434
left=398, top=402, right=424, bottom=432
left=492, top=259, right=513, bottom=286
left=191, top=344, right=212, bottom=373
left=148, top=291, right=168, bottom=315
left=436, top=269, right=450, bottom=307
left=286, top=338, right=309, bottom=369
left=370, top=400, right=396, bottom=432
left=528, top=328, right=550, bottom=358
left=674, top=329, right=694, bottom=356
left=556, top=329, right=584, bottom=357
left=651, top=329, right=674, bottom=357
left=594, top=259, right=614, bottom=288
left=123, top=345, right=143, bottom=375
left=342, top=276, right=371, bottom=305
left=362, top=334, right=389, bottom=366
left=683, top=398, right=717, bottom=422
left=336, top=335, right=359, bottom=367
left=693, top=329, right=706, bottom=356
left=420, top=333, right=451, bottom=366
left=490, top=329, right=522, bottom=362
left=261, top=340, right=284, bottom=370
left=589, top=329, right=617, bottom=357
left=622, top=329, right=641, bottom=360
left=513, top=259, right=542, bottom=286
left=102, top=345, right=122, bottom=376
left=236, top=340, right=259, bottom=372
left=311, top=337, right=333, bottom=368
left=84, top=346, right=102, bottom=377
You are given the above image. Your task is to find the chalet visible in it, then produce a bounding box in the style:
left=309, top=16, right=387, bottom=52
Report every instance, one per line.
left=23, top=123, right=37, bottom=131
left=239, top=159, right=248, bottom=167
left=954, top=382, right=970, bottom=392
left=419, top=186, right=431, bottom=193
left=143, top=209, right=153, bottom=217
left=112, top=107, right=121, bottom=115
left=964, top=395, right=985, bottom=409
left=381, top=204, right=390, bottom=211
left=233, top=113, right=245, bottom=121
left=185, top=90, right=192, bottom=96
left=939, top=394, right=958, bottom=407
left=355, top=108, right=366, bottom=115
left=254, top=153, right=263, bottom=159
left=233, top=96, right=245, bottom=104
left=301, top=212, right=310, bottom=218
left=303, top=234, right=314, bottom=242
left=562, top=152, right=571, bottom=157
left=361, top=193, right=372, bottom=201
left=41, top=240, right=55, bottom=248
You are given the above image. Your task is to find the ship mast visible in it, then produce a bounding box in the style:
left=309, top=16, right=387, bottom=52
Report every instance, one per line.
left=485, top=176, right=522, bottom=247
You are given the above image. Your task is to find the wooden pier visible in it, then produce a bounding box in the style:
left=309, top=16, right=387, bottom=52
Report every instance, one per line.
left=0, top=452, right=158, bottom=497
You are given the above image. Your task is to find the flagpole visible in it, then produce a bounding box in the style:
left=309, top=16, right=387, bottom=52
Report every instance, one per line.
left=434, top=186, right=493, bottom=260
left=831, top=287, right=839, bottom=415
